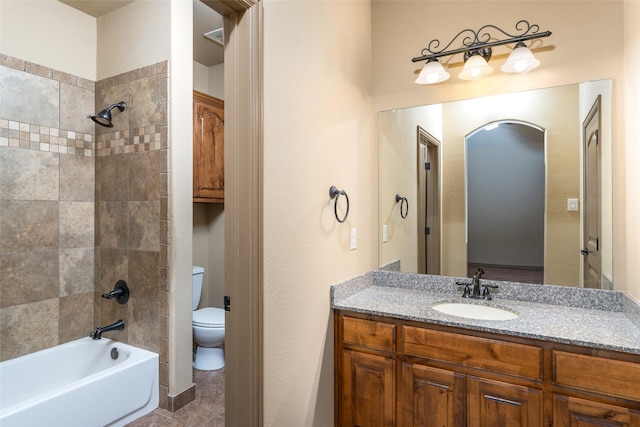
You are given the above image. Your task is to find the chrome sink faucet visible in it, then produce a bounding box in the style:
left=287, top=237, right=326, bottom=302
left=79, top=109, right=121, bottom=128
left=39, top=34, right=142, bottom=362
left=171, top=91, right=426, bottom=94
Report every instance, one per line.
left=456, top=267, right=498, bottom=300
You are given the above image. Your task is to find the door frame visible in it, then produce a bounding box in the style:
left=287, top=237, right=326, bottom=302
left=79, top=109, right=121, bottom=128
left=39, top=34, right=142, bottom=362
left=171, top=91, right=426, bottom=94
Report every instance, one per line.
left=417, top=126, right=441, bottom=275
left=582, top=95, right=602, bottom=289
left=203, top=0, right=263, bottom=425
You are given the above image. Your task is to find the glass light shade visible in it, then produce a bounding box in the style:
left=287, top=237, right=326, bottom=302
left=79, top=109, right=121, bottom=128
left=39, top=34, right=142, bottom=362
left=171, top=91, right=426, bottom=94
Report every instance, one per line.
left=415, top=60, right=450, bottom=85
left=458, top=54, right=493, bottom=80
left=501, top=45, right=540, bottom=73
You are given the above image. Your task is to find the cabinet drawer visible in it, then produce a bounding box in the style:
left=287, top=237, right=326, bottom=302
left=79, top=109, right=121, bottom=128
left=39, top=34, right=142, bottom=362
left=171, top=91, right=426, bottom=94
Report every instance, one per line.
left=403, top=326, right=543, bottom=380
left=342, top=317, right=396, bottom=352
left=554, top=351, right=640, bottom=401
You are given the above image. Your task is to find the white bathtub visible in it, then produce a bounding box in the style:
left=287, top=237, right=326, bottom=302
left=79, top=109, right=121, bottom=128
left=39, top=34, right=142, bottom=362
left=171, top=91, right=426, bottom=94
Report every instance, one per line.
left=0, top=337, right=159, bottom=427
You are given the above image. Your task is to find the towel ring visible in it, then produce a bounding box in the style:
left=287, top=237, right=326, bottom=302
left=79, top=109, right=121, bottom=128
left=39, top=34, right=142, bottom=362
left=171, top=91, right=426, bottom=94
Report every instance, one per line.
left=395, top=194, right=408, bottom=219
left=329, top=186, right=350, bottom=223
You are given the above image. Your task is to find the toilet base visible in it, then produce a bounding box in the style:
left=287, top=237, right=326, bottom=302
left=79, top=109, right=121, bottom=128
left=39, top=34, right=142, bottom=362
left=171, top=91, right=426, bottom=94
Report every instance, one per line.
left=193, top=347, right=225, bottom=371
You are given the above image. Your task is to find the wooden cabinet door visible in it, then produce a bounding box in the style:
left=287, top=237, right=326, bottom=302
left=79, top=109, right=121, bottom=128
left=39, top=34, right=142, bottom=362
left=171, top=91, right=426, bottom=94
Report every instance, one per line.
left=399, top=363, right=464, bottom=427
left=341, top=350, right=395, bottom=427
left=554, top=394, right=640, bottom=427
left=467, top=376, right=543, bottom=427
left=193, top=91, right=224, bottom=202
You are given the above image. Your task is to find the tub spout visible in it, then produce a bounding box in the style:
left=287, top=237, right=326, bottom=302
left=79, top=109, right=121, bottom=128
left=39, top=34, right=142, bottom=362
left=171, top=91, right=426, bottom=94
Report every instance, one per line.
left=90, top=319, right=124, bottom=340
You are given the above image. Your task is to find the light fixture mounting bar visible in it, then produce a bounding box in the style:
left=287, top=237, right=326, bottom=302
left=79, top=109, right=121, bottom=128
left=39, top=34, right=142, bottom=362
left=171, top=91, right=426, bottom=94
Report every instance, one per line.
left=411, top=20, right=551, bottom=63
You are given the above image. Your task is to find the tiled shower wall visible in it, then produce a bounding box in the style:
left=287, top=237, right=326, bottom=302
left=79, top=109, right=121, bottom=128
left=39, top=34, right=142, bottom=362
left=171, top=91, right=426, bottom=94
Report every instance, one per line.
left=0, top=55, right=173, bottom=408
left=0, top=55, right=96, bottom=361
left=93, top=61, right=172, bottom=406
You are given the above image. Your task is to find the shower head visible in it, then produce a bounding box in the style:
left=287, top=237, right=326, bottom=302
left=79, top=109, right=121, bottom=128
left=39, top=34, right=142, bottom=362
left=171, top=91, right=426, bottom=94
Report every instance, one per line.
left=88, top=101, right=126, bottom=127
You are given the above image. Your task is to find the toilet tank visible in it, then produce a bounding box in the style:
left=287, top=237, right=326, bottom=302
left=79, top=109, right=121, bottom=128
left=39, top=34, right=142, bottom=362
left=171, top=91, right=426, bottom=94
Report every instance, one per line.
left=192, top=266, right=205, bottom=311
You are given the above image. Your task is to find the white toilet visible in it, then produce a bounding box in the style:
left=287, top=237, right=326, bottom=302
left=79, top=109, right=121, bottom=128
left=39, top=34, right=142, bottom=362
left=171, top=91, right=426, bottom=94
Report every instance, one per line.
left=192, top=266, right=225, bottom=370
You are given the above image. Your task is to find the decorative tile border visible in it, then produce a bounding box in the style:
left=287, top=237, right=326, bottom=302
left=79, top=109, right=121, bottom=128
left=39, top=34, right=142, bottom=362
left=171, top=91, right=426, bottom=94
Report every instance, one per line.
left=95, top=125, right=163, bottom=157
left=1, top=54, right=94, bottom=91
left=0, top=118, right=93, bottom=157
left=1, top=55, right=169, bottom=158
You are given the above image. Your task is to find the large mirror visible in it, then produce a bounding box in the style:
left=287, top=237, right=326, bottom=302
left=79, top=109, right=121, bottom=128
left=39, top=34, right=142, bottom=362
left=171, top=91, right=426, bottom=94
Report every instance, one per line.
left=378, top=80, right=613, bottom=289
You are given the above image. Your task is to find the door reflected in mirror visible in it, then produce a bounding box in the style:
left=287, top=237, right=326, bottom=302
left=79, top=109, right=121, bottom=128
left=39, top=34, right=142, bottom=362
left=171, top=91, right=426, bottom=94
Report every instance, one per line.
left=378, top=80, right=614, bottom=289
left=466, top=122, right=545, bottom=284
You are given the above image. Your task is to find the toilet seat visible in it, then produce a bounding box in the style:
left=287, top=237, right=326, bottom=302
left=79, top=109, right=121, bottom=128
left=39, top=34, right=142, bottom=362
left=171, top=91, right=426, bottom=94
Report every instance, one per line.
left=193, top=307, right=225, bottom=328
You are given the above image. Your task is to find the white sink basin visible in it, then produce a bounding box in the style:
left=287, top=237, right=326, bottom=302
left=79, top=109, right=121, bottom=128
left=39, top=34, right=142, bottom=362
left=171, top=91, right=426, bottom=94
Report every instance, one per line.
left=431, top=302, right=519, bottom=320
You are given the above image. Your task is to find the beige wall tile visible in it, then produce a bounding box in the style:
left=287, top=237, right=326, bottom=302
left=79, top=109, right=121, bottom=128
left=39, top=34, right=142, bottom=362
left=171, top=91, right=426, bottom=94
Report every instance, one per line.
left=99, top=154, right=129, bottom=201
left=97, top=247, right=128, bottom=295
left=129, top=151, right=160, bottom=200
left=59, top=292, right=93, bottom=343
left=59, top=248, right=94, bottom=296
left=99, top=201, right=128, bottom=248
left=0, top=66, right=59, bottom=128
left=60, top=201, right=94, bottom=248
left=0, top=201, right=59, bottom=251
left=0, top=299, right=58, bottom=361
left=60, top=82, right=95, bottom=135
left=0, top=250, right=59, bottom=307
left=0, top=147, right=59, bottom=201
left=128, top=250, right=159, bottom=301
left=126, top=298, right=160, bottom=352
left=129, top=200, right=160, bottom=251
left=60, top=152, right=95, bottom=201
left=129, top=74, right=167, bottom=129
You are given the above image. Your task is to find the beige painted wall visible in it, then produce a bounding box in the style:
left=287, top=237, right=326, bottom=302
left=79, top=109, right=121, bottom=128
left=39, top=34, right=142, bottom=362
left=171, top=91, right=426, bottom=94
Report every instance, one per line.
left=208, top=63, right=224, bottom=99
left=0, top=0, right=97, bottom=80
left=441, top=86, right=580, bottom=285
left=624, top=0, right=640, bottom=300
left=193, top=61, right=224, bottom=99
left=262, top=0, right=374, bottom=424
left=192, top=63, right=225, bottom=310
left=168, top=0, right=194, bottom=398
left=193, top=61, right=210, bottom=93
left=371, top=1, right=637, bottom=296
left=372, top=1, right=623, bottom=109
left=97, top=1, right=170, bottom=80
left=192, top=203, right=225, bottom=309
left=378, top=104, right=443, bottom=272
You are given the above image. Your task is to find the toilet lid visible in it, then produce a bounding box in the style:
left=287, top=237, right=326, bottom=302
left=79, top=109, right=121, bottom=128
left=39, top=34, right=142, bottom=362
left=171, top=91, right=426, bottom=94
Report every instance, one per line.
left=193, top=307, right=225, bottom=327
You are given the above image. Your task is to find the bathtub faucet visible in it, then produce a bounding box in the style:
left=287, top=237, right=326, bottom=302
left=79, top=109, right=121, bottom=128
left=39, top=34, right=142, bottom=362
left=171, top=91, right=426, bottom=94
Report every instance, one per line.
left=90, top=319, right=125, bottom=340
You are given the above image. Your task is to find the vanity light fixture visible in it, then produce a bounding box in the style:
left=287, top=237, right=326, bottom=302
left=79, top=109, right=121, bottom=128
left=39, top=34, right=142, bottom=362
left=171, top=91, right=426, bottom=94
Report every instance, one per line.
left=414, top=60, right=451, bottom=84
left=412, top=20, right=551, bottom=85
left=501, top=41, right=541, bottom=73
left=458, top=51, right=493, bottom=80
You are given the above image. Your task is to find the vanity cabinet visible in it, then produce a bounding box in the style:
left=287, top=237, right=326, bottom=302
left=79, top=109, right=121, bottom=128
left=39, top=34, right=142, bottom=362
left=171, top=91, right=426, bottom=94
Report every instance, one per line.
left=552, top=352, right=640, bottom=426
left=339, top=317, right=396, bottom=427
left=193, top=91, right=224, bottom=203
left=335, top=311, right=640, bottom=427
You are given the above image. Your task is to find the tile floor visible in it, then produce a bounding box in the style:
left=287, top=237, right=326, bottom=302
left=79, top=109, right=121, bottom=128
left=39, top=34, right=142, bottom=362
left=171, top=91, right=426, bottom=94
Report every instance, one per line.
left=128, top=368, right=224, bottom=427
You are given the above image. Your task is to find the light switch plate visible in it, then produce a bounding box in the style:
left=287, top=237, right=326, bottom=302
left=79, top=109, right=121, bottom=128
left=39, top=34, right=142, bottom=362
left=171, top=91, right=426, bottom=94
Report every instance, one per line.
left=567, top=198, right=579, bottom=211
left=382, top=224, right=388, bottom=243
left=350, top=228, right=357, bottom=250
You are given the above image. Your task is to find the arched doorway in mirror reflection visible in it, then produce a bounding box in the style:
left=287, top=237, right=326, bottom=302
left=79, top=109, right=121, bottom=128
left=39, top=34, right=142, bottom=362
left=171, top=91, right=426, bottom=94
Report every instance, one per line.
left=465, top=121, right=545, bottom=284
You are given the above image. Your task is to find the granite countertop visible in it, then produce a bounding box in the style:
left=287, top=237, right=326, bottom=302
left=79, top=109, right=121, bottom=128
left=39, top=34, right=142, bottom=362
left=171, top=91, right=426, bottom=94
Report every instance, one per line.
left=331, top=270, right=640, bottom=355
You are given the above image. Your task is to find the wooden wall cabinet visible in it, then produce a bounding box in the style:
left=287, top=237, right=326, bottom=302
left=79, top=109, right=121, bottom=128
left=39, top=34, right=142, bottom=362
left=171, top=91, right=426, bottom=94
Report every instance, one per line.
left=335, top=311, right=640, bottom=427
left=193, top=91, right=224, bottom=203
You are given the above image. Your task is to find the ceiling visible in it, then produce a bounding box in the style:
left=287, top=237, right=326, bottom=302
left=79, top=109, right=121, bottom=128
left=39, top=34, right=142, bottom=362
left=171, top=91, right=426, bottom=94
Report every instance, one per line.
left=58, top=0, right=224, bottom=67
